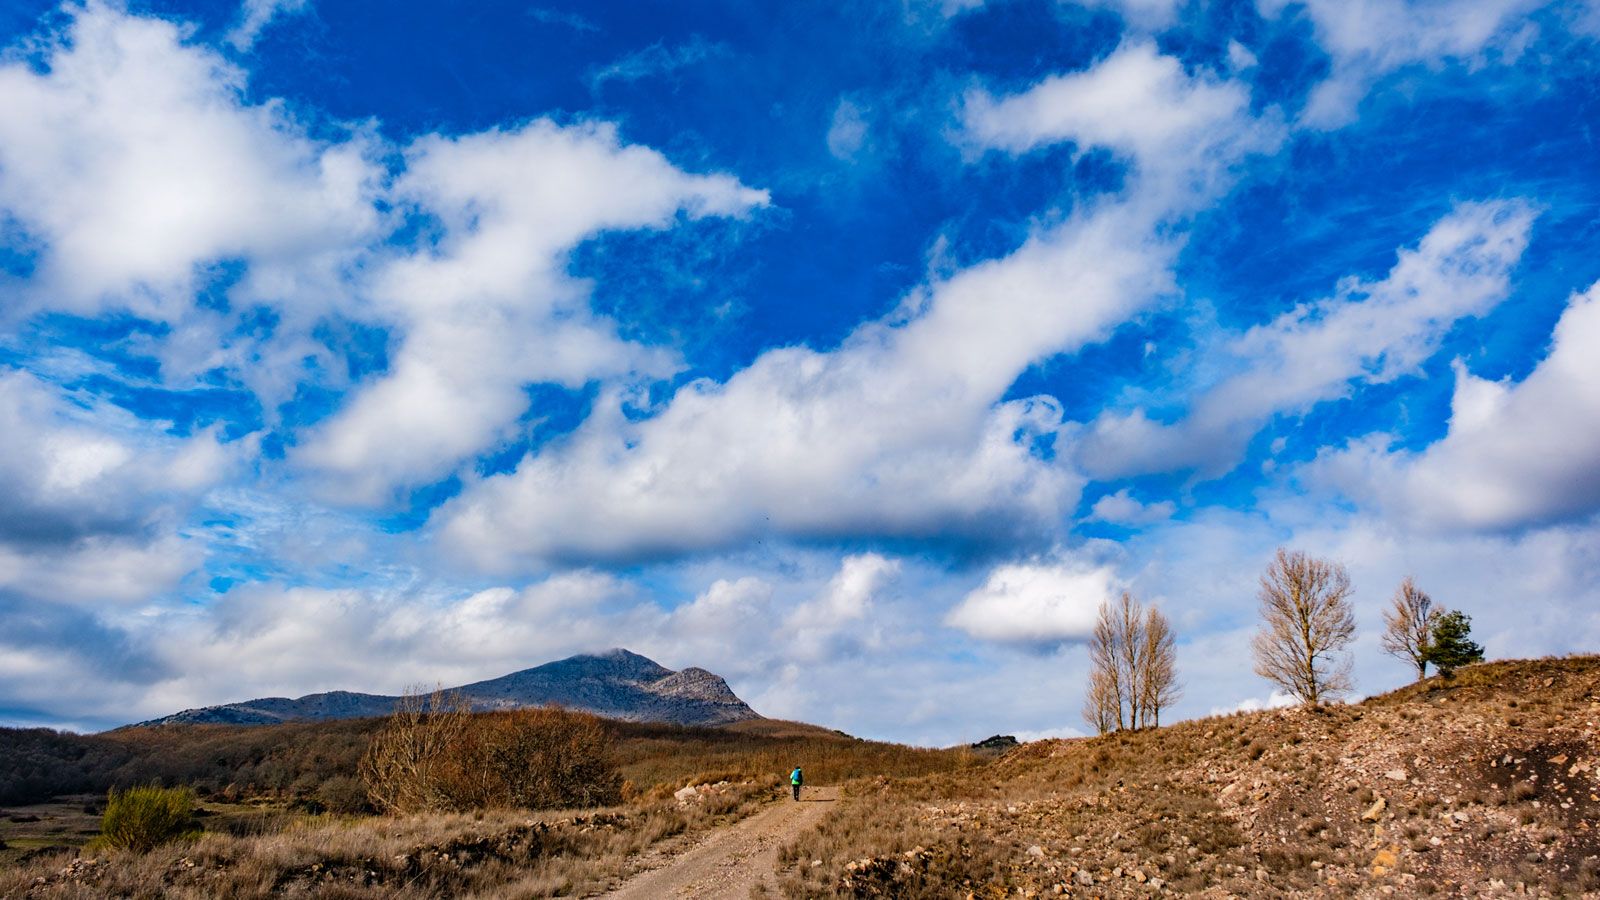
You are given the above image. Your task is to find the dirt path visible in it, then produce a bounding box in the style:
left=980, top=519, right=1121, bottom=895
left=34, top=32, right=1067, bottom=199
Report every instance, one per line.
left=599, top=786, right=839, bottom=900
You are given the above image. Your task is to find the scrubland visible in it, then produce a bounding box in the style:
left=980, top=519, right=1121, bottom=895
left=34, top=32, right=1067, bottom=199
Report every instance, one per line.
left=768, top=656, right=1600, bottom=898
left=0, top=713, right=976, bottom=897
left=5, top=658, right=1597, bottom=898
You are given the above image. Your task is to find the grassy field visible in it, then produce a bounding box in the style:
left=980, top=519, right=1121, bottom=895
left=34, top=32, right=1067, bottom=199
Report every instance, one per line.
left=0, top=714, right=982, bottom=897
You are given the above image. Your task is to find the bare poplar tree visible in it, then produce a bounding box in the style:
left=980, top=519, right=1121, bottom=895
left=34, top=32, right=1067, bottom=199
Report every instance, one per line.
left=1083, top=666, right=1120, bottom=735
left=1112, top=592, right=1147, bottom=729
left=1251, top=548, right=1356, bottom=706
left=1084, top=592, right=1180, bottom=732
left=1380, top=576, right=1438, bottom=681
left=1086, top=596, right=1127, bottom=731
left=1138, top=606, right=1181, bottom=727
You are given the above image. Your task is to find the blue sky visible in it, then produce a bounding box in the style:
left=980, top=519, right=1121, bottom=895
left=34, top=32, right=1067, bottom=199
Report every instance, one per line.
left=2, top=0, right=1599, bottom=742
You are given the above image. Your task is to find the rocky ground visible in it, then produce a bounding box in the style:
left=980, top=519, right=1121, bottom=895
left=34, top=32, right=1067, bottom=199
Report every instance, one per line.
left=792, top=657, right=1600, bottom=898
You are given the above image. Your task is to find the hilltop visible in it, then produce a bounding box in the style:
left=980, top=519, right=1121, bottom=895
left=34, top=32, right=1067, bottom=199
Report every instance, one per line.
left=133, top=648, right=759, bottom=729
left=779, top=656, right=1600, bottom=897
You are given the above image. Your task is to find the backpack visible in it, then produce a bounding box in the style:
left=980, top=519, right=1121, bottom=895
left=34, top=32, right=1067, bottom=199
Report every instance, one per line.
left=790, top=768, right=802, bottom=784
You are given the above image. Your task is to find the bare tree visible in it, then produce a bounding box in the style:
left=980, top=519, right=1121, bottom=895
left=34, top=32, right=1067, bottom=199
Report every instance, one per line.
left=1111, top=592, right=1148, bottom=729
left=1138, top=606, right=1181, bottom=727
left=1086, top=596, right=1128, bottom=731
left=1380, top=576, right=1438, bottom=681
left=1251, top=548, right=1356, bottom=706
left=361, top=690, right=622, bottom=813
left=1083, top=665, right=1120, bottom=735
left=360, top=687, right=472, bottom=814
left=1084, top=592, right=1180, bottom=732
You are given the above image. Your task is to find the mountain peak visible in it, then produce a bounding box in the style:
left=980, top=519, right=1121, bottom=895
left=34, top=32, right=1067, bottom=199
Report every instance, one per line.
left=133, top=650, right=759, bottom=728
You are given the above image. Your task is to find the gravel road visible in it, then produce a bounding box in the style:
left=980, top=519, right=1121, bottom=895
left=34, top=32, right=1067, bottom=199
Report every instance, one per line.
left=599, top=786, right=840, bottom=899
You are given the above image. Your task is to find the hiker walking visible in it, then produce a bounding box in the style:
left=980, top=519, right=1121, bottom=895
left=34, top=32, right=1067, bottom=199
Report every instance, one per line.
left=790, top=765, right=803, bottom=801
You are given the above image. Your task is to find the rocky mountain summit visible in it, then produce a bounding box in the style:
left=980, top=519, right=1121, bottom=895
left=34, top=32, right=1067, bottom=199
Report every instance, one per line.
left=135, top=649, right=759, bottom=728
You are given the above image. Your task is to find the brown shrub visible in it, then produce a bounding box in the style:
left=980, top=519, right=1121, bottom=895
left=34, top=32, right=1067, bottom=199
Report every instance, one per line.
left=361, top=690, right=622, bottom=814
left=446, top=707, right=622, bottom=810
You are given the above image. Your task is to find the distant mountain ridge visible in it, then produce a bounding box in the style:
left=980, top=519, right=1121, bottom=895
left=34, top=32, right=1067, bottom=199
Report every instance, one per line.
left=135, top=649, right=760, bottom=728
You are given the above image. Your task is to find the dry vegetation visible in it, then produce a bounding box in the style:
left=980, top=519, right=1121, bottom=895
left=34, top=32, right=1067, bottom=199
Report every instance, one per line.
left=0, top=710, right=977, bottom=897
left=767, top=656, right=1600, bottom=898
left=361, top=696, right=623, bottom=814
left=7, top=659, right=1592, bottom=897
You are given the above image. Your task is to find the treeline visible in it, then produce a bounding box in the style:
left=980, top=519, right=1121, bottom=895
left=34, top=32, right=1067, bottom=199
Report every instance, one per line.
left=0, top=718, right=383, bottom=806
left=0, top=727, right=133, bottom=805
left=3, top=705, right=977, bottom=809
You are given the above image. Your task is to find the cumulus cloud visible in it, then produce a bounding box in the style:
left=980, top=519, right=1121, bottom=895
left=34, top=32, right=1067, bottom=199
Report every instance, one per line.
left=294, top=120, right=767, bottom=504
left=0, top=4, right=769, bottom=507
left=1313, top=280, right=1600, bottom=530
left=1259, top=0, right=1548, bottom=127
left=0, top=552, right=904, bottom=727
left=1080, top=199, right=1535, bottom=479
left=436, top=43, right=1270, bottom=569
left=787, top=553, right=900, bottom=663
left=963, top=41, right=1279, bottom=204
left=946, top=558, right=1122, bottom=645
left=1089, top=488, right=1177, bottom=525
left=0, top=370, right=232, bottom=604
left=0, top=2, right=380, bottom=321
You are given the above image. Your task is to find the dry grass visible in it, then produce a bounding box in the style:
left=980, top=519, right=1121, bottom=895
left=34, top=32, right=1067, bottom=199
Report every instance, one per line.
left=768, top=655, right=1600, bottom=897
left=12, top=659, right=1593, bottom=897
left=1, top=780, right=775, bottom=898
left=615, top=722, right=978, bottom=794
left=0, top=717, right=979, bottom=897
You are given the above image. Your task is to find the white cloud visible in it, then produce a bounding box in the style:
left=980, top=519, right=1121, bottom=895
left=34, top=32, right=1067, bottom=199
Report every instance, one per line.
left=0, top=369, right=233, bottom=605
left=0, top=4, right=771, bottom=507
left=11, top=552, right=900, bottom=726
left=0, top=2, right=380, bottom=320
left=827, top=98, right=871, bottom=160
left=962, top=41, right=1279, bottom=204
left=1080, top=199, right=1535, bottom=479
left=1227, top=40, right=1258, bottom=72
left=226, top=0, right=310, bottom=51
left=1009, top=722, right=1091, bottom=742
left=787, top=553, right=899, bottom=662
left=293, top=120, right=768, bottom=504
left=1259, top=0, right=1548, bottom=127
left=1089, top=488, right=1176, bottom=525
left=437, top=44, right=1269, bottom=568
left=946, top=558, right=1122, bottom=644
left=1313, top=280, right=1600, bottom=530
left=1214, top=689, right=1297, bottom=715
left=0, top=535, right=201, bottom=607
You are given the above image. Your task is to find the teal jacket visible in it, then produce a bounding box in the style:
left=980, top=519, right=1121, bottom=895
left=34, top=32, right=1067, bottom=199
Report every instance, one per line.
left=790, top=768, right=803, bottom=785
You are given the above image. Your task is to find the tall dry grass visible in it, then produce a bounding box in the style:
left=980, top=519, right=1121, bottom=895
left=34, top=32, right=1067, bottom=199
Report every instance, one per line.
left=2, top=711, right=983, bottom=897
left=1, top=780, right=776, bottom=899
